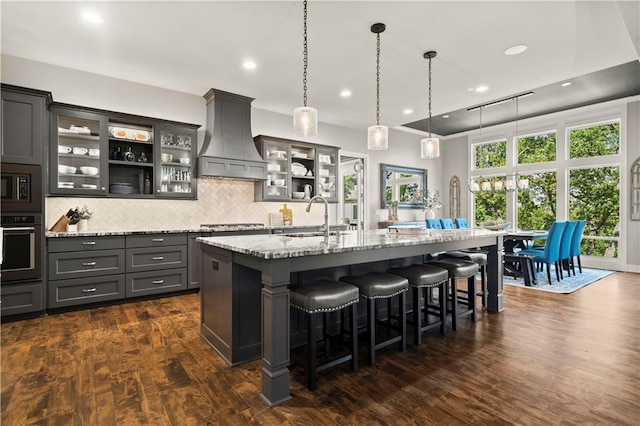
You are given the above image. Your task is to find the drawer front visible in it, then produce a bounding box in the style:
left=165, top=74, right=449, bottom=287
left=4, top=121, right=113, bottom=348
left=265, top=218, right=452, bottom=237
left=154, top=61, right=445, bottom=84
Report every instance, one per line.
left=49, top=275, right=125, bottom=309
left=126, top=246, right=187, bottom=272
left=126, top=269, right=187, bottom=298
left=126, top=233, right=187, bottom=248
left=49, top=249, right=125, bottom=280
left=48, top=236, right=125, bottom=253
left=0, top=281, right=44, bottom=316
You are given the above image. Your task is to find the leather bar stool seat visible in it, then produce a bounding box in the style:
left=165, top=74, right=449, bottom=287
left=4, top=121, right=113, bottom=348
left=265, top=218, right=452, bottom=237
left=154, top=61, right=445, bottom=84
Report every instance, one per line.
left=440, top=250, right=488, bottom=307
left=426, top=258, right=478, bottom=330
left=290, top=280, right=359, bottom=391
left=387, top=264, right=449, bottom=345
left=339, top=272, right=409, bottom=365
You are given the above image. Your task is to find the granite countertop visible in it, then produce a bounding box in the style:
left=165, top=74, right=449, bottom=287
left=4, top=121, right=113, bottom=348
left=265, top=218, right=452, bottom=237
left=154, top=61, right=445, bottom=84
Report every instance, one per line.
left=198, top=228, right=504, bottom=259
left=45, top=224, right=341, bottom=238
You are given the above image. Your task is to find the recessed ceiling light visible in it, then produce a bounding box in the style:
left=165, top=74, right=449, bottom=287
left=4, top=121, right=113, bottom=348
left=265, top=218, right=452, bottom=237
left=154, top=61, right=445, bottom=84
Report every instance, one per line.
left=475, top=85, right=489, bottom=93
left=442, top=115, right=449, bottom=119
left=504, top=44, right=528, bottom=56
left=340, top=89, right=352, bottom=98
left=561, top=82, right=572, bottom=87
left=242, top=60, right=257, bottom=70
left=82, top=11, right=102, bottom=24
left=403, top=109, right=413, bottom=115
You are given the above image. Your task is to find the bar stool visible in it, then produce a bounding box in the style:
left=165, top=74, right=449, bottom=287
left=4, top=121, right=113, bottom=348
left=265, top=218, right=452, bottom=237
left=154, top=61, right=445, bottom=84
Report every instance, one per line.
left=387, top=264, right=449, bottom=345
left=426, top=258, right=478, bottom=330
left=439, top=250, right=487, bottom=307
left=339, top=272, right=408, bottom=365
left=290, top=280, right=359, bottom=391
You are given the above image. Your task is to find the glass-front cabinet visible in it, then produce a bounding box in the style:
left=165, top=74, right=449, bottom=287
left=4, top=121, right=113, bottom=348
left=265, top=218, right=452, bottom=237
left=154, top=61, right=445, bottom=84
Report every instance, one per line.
left=51, top=108, right=108, bottom=195
left=254, top=135, right=339, bottom=203
left=49, top=104, right=198, bottom=199
left=156, top=124, right=196, bottom=197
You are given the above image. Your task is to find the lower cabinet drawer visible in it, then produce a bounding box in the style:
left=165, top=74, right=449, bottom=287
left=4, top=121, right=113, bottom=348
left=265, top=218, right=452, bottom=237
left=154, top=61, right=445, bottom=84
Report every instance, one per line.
left=49, top=275, right=125, bottom=309
left=126, top=246, right=187, bottom=273
left=49, top=249, right=125, bottom=280
left=1, top=281, right=44, bottom=316
left=126, top=268, right=187, bottom=298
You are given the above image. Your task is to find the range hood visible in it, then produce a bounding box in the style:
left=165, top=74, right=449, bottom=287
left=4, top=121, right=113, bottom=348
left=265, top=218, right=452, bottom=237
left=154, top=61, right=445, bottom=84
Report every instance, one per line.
left=196, top=88, right=267, bottom=180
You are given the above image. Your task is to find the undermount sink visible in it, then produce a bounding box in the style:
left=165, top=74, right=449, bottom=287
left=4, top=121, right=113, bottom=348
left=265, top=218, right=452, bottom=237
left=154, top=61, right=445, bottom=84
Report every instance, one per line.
left=283, top=231, right=342, bottom=238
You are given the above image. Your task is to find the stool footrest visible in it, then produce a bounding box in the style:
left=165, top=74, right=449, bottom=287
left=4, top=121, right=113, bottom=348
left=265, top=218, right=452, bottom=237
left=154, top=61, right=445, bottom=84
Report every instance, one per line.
left=316, top=354, right=354, bottom=373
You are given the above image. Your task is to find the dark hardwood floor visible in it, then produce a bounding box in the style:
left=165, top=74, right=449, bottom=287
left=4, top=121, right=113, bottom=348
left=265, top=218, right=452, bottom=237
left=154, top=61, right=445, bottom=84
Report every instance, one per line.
left=2, top=272, right=639, bottom=425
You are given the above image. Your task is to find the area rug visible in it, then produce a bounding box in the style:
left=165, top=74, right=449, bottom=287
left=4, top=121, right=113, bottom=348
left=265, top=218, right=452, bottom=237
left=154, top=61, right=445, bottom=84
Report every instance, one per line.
left=503, top=267, right=614, bottom=293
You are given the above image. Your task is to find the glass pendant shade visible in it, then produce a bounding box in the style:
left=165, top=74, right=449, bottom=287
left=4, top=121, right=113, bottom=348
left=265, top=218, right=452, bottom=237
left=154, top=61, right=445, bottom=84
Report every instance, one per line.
left=518, top=177, right=530, bottom=190
left=293, top=106, right=318, bottom=137
left=367, top=125, right=388, bottom=150
left=420, top=137, right=440, bottom=158
left=505, top=177, right=517, bottom=191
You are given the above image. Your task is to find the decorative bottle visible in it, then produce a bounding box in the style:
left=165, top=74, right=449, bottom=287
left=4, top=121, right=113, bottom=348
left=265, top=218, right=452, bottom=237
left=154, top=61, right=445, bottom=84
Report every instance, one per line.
left=143, top=174, right=151, bottom=194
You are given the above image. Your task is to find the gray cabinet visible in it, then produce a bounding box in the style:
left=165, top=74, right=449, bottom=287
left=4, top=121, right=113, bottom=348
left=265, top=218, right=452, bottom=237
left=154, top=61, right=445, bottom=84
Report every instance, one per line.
left=0, top=281, right=45, bottom=316
left=124, top=233, right=188, bottom=297
left=188, top=232, right=207, bottom=290
left=49, top=103, right=198, bottom=199
left=253, top=135, right=340, bottom=203
left=1, top=84, right=51, bottom=165
left=47, top=236, right=126, bottom=309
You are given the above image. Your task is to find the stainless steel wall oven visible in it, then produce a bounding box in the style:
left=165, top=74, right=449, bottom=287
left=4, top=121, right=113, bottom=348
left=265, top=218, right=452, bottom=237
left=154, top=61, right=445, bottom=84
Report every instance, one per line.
left=1, top=214, right=42, bottom=282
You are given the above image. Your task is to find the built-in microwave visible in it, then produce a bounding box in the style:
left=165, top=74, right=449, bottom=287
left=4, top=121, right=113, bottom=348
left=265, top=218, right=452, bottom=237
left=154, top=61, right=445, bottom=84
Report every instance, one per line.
left=0, top=163, right=42, bottom=213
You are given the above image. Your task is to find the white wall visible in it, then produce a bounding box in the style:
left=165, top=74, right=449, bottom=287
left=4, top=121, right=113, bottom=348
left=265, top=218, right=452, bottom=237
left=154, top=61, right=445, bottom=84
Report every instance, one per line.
left=2, top=54, right=434, bottom=230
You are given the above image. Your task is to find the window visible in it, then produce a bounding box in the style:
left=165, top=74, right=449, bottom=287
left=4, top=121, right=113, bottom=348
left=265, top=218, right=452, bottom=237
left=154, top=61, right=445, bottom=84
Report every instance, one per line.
left=518, top=131, right=556, bottom=163
left=474, top=140, right=506, bottom=169
left=569, top=122, right=619, bottom=159
left=517, top=171, right=557, bottom=230
left=569, top=166, right=620, bottom=258
left=474, top=177, right=507, bottom=225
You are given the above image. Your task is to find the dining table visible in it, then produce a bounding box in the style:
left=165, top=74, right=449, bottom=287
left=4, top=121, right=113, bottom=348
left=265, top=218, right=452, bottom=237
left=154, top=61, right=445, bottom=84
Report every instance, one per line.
left=502, top=230, right=549, bottom=286
left=503, top=230, right=549, bottom=252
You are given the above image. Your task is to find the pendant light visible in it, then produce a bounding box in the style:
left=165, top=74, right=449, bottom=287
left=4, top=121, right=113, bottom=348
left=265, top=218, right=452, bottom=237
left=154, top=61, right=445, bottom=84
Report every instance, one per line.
left=367, top=23, right=388, bottom=150
left=420, top=51, right=439, bottom=158
left=293, top=0, right=318, bottom=137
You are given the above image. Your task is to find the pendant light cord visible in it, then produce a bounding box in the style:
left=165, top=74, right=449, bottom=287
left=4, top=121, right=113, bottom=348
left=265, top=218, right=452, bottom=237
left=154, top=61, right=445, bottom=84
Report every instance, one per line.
left=376, top=31, right=381, bottom=126
left=302, top=0, right=308, bottom=107
left=427, top=55, right=433, bottom=137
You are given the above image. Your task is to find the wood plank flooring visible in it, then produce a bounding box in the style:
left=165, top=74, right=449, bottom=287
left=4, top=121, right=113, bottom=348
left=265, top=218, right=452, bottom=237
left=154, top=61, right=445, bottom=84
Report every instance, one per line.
left=2, top=272, right=639, bottom=425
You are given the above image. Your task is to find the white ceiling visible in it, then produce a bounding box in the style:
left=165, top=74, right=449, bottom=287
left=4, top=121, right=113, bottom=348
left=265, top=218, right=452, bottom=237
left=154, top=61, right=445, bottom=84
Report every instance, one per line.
left=2, top=1, right=638, bottom=134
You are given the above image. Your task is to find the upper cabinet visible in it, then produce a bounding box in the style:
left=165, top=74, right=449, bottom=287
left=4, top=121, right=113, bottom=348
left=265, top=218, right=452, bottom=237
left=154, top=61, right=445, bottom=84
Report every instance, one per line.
left=253, top=135, right=339, bottom=203
left=1, top=84, right=52, bottom=166
left=49, top=103, right=199, bottom=199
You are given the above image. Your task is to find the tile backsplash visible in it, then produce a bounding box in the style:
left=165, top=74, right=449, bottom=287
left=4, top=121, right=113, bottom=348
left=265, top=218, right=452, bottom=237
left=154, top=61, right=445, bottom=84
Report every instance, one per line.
left=45, top=179, right=326, bottom=231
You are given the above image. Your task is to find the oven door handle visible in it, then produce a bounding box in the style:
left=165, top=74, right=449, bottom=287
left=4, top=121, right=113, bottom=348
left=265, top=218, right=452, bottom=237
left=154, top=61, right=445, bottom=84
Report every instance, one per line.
left=3, top=227, right=36, bottom=233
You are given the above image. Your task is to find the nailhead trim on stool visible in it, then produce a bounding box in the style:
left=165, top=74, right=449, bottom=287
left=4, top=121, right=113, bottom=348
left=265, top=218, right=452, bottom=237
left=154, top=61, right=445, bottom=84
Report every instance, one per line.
left=340, top=272, right=409, bottom=365
left=426, top=258, right=478, bottom=331
left=387, top=264, right=449, bottom=346
left=290, top=280, right=360, bottom=391
left=440, top=250, right=488, bottom=307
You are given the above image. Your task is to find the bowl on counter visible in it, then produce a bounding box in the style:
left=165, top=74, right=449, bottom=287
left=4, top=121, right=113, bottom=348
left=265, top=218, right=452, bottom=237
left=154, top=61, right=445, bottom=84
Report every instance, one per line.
left=161, top=153, right=173, bottom=163
left=292, top=192, right=305, bottom=199
left=80, top=166, right=99, bottom=176
left=58, top=165, right=77, bottom=174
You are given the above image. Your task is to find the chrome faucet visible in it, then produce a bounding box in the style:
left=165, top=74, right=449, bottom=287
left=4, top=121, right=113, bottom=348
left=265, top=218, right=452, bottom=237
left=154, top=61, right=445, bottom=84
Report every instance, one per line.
left=305, top=195, right=330, bottom=239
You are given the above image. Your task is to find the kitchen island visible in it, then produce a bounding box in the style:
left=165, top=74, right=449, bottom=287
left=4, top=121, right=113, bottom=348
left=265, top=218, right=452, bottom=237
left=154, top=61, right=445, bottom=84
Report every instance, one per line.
left=197, top=228, right=504, bottom=406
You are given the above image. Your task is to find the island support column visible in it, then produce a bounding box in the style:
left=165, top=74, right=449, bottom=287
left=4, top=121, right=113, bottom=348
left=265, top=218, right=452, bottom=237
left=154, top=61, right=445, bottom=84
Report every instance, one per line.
left=486, top=239, right=505, bottom=313
left=259, top=258, right=292, bottom=406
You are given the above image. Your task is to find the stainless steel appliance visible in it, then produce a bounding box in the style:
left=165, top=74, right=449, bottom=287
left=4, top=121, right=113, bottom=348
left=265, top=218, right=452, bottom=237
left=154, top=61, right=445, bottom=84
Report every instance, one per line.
left=1, top=214, right=42, bottom=282
left=1, top=163, right=42, bottom=212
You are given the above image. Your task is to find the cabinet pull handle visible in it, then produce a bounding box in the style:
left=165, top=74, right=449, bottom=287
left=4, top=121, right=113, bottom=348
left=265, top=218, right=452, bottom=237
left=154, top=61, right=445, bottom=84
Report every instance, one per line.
left=212, top=259, right=219, bottom=271
left=152, top=280, right=164, bottom=285
left=152, top=256, right=164, bottom=261
left=82, top=288, right=97, bottom=293
left=152, top=238, right=164, bottom=242
left=82, top=241, right=96, bottom=246
left=82, top=261, right=97, bottom=266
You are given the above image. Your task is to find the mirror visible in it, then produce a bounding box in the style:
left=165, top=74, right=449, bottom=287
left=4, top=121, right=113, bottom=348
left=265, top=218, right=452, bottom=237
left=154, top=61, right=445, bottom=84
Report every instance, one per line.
left=380, top=164, right=427, bottom=208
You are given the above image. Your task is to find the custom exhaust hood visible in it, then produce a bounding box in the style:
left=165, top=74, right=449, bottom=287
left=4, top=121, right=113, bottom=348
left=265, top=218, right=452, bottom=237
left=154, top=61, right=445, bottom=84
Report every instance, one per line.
left=196, top=88, right=267, bottom=180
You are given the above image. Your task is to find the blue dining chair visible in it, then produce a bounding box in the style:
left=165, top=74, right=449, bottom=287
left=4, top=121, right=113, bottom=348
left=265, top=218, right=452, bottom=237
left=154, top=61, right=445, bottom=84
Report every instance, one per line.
left=440, top=218, right=455, bottom=229
left=569, top=220, right=587, bottom=274
left=455, top=218, right=469, bottom=229
left=519, top=221, right=567, bottom=285
left=558, top=221, right=578, bottom=278
left=425, top=219, right=442, bottom=229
